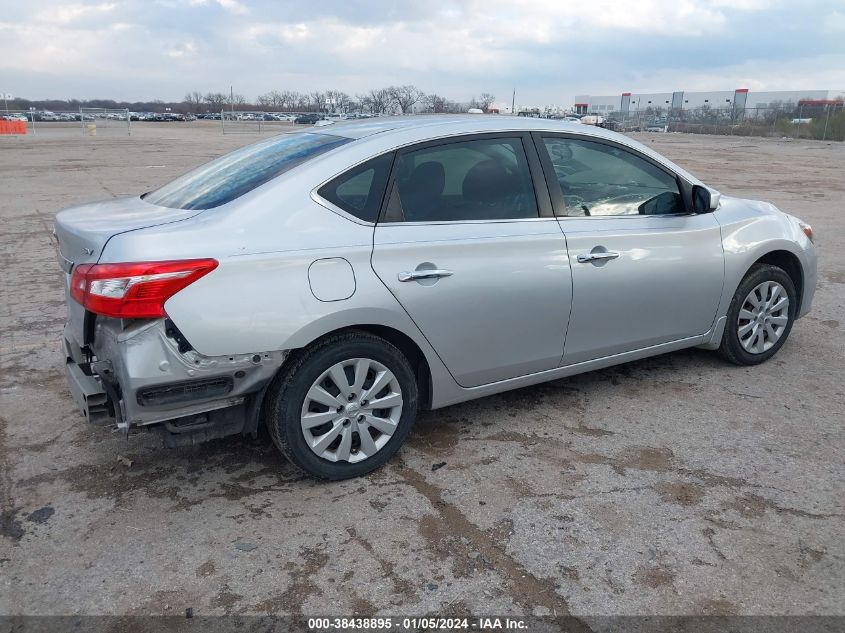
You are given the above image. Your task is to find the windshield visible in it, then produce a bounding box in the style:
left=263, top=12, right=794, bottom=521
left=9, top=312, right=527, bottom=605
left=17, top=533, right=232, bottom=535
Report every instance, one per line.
left=143, top=132, right=351, bottom=210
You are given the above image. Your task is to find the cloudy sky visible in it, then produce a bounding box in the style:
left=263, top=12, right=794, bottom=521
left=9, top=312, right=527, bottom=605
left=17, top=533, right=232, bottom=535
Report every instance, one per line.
left=1, top=0, right=844, bottom=106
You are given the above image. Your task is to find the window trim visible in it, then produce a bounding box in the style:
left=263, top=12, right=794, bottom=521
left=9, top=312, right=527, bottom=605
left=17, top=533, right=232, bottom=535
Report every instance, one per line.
left=376, top=132, right=554, bottom=225
left=530, top=132, right=695, bottom=219
left=311, top=151, right=397, bottom=226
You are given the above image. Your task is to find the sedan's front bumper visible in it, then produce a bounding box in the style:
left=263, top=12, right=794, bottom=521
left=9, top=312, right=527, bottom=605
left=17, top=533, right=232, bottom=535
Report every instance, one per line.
left=62, top=317, right=286, bottom=433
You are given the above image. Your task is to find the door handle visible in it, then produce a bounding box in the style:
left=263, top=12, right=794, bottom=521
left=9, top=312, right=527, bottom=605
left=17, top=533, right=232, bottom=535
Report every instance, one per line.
left=577, top=251, right=620, bottom=263
left=398, top=269, right=454, bottom=282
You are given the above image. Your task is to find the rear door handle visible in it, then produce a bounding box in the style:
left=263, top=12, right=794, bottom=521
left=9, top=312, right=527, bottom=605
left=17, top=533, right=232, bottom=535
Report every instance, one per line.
left=577, top=251, right=620, bottom=263
left=398, top=269, right=454, bottom=282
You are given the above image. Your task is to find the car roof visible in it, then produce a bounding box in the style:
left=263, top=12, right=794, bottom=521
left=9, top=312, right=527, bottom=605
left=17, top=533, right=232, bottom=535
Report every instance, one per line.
left=315, top=115, right=600, bottom=140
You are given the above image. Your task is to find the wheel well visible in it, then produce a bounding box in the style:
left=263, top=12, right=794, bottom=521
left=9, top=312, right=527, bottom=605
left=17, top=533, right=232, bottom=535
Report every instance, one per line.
left=284, top=325, right=433, bottom=411
left=753, top=250, right=803, bottom=311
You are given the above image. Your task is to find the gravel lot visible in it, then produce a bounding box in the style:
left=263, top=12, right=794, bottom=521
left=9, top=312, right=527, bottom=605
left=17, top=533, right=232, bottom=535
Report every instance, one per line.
left=1, top=122, right=843, bottom=618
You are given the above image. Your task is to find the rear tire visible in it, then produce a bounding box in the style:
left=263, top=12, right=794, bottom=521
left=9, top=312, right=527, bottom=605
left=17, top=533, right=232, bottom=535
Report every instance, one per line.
left=718, top=264, right=796, bottom=366
left=266, top=331, right=418, bottom=480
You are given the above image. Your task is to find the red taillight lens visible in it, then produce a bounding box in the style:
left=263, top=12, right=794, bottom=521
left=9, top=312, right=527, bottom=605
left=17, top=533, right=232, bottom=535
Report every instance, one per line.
left=69, top=259, right=218, bottom=319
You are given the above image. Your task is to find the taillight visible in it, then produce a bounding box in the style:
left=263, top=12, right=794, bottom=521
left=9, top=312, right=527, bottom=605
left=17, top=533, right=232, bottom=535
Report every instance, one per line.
left=69, top=259, right=218, bottom=319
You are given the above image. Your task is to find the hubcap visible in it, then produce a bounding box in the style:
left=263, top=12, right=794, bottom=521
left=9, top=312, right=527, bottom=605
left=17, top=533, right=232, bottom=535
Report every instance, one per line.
left=300, top=358, right=403, bottom=463
left=737, top=281, right=790, bottom=354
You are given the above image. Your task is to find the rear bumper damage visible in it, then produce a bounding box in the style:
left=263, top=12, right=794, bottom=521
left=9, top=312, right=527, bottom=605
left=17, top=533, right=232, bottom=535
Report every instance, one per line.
left=62, top=318, right=286, bottom=445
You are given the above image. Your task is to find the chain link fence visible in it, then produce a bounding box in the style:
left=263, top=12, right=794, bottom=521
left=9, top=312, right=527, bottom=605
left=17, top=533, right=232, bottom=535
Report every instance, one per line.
left=606, top=102, right=845, bottom=141
left=221, top=110, right=302, bottom=134
left=2, top=109, right=136, bottom=136
left=78, top=108, right=131, bottom=136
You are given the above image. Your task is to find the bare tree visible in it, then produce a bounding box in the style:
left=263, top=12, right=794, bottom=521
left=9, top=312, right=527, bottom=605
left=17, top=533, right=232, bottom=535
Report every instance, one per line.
left=203, top=92, right=228, bottom=110
left=366, top=88, right=392, bottom=114
left=388, top=85, right=425, bottom=114
left=421, top=93, right=466, bottom=114
left=422, top=93, right=449, bottom=113
left=183, top=91, right=204, bottom=112
left=278, top=90, right=306, bottom=111
left=325, top=89, right=351, bottom=113
left=356, top=94, right=372, bottom=113
left=257, top=90, right=284, bottom=109
left=304, top=91, right=324, bottom=111
left=295, top=92, right=310, bottom=110
left=478, top=92, right=496, bottom=111
left=228, top=93, right=247, bottom=107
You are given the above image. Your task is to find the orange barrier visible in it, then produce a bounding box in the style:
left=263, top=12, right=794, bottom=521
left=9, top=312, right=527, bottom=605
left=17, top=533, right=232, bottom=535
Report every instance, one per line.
left=0, top=120, right=27, bottom=134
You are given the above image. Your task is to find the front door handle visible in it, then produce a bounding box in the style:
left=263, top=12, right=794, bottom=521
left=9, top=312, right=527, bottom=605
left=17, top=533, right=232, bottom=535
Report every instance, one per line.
left=577, top=251, right=620, bottom=263
left=398, top=269, right=454, bottom=282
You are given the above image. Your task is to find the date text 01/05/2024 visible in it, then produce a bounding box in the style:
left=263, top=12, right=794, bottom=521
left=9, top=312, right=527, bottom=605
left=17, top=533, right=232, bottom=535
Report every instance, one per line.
left=307, top=617, right=529, bottom=630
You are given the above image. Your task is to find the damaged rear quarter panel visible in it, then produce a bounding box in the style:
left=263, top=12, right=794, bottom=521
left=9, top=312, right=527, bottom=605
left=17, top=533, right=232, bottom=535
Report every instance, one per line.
left=92, top=318, right=286, bottom=426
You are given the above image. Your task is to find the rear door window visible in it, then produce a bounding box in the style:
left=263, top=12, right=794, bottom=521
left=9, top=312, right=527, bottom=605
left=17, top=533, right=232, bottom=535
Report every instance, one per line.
left=143, top=132, right=350, bottom=210
left=383, top=137, right=539, bottom=222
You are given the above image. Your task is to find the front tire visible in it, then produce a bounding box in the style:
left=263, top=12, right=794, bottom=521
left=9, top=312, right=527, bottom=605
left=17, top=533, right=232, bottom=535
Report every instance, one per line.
left=718, top=264, right=796, bottom=366
left=266, top=331, right=418, bottom=480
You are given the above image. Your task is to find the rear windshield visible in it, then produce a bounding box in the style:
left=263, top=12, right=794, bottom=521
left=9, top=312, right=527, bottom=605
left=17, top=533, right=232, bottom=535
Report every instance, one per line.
left=143, top=132, right=351, bottom=210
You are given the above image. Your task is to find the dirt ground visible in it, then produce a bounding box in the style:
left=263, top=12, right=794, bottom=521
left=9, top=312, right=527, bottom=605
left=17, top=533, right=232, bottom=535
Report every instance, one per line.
left=1, top=122, right=843, bottom=618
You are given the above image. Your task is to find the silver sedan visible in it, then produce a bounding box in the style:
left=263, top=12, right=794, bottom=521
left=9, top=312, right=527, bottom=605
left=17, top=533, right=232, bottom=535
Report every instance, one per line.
left=55, top=117, right=817, bottom=479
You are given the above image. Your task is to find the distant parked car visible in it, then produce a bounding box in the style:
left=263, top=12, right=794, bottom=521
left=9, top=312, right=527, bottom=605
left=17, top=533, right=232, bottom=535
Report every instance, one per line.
left=55, top=117, right=817, bottom=480
left=294, top=113, right=324, bottom=124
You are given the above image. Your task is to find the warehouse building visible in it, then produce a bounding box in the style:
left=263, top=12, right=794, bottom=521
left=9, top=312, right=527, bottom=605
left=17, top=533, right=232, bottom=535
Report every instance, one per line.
left=572, top=89, right=844, bottom=116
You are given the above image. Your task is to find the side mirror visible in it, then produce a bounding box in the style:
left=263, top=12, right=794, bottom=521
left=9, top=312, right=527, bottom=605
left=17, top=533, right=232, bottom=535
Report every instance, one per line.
left=692, top=185, right=719, bottom=213
left=709, top=190, right=721, bottom=210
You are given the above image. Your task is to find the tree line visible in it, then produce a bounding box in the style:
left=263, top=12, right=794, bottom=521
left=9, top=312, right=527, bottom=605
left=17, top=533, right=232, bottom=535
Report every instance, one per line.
left=186, top=86, right=497, bottom=114
left=4, top=86, right=496, bottom=115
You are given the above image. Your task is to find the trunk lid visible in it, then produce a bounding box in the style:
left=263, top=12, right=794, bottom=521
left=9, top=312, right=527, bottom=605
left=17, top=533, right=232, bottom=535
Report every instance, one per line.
left=55, top=196, right=200, bottom=347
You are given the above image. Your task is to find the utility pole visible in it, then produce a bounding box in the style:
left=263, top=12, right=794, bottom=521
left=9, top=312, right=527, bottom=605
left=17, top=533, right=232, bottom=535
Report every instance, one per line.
left=511, top=88, right=515, bottom=115
left=230, top=85, right=234, bottom=113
